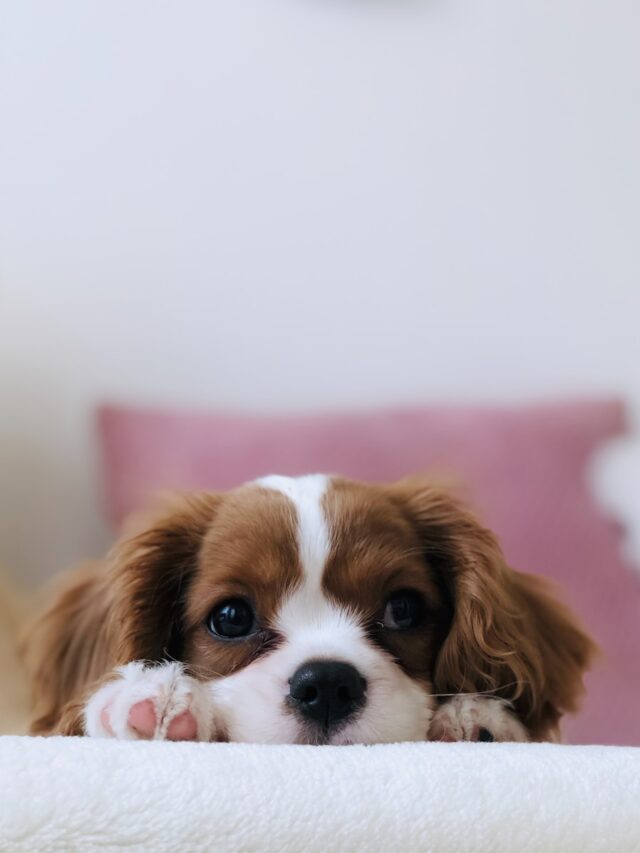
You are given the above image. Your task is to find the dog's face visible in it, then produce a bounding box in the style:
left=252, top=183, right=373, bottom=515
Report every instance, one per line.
left=103, top=475, right=593, bottom=744
left=184, top=475, right=440, bottom=744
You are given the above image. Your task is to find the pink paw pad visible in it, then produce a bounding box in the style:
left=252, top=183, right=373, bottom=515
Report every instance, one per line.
left=430, top=722, right=457, bottom=742
left=438, top=731, right=458, bottom=743
left=127, top=699, right=158, bottom=739
left=166, top=709, right=198, bottom=741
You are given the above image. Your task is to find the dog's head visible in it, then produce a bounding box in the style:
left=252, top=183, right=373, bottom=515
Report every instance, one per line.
left=83, top=474, right=593, bottom=744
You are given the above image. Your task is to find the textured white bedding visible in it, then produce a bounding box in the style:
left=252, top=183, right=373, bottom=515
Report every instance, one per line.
left=1, top=737, right=638, bottom=853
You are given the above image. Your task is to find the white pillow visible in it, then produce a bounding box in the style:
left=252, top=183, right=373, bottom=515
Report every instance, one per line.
left=590, top=435, right=640, bottom=571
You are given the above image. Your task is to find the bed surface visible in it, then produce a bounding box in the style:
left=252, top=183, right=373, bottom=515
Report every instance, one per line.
left=1, top=737, right=639, bottom=853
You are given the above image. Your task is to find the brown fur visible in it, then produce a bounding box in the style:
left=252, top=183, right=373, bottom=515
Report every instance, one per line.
left=391, top=478, right=597, bottom=739
left=26, top=493, right=221, bottom=733
left=24, top=477, right=596, bottom=740
left=323, top=480, right=447, bottom=685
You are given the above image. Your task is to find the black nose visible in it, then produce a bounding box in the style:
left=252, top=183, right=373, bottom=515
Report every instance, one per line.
left=288, top=660, right=366, bottom=728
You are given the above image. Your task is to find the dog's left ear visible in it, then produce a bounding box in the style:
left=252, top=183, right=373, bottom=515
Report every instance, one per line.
left=107, top=492, right=221, bottom=664
left=25, top=492, right=220, bottom=735
left=392, top=478, right=597, bottom=739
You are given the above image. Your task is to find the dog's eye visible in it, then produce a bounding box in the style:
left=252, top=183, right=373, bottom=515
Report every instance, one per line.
left=382, top=590, right=424, bottom=631
left=206, top=598, right=256, bottom=639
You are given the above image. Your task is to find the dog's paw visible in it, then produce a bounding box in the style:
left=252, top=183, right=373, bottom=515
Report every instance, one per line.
left=428, top=695, right=529, bottom=743
left=83, top=661, right=216, bottom=741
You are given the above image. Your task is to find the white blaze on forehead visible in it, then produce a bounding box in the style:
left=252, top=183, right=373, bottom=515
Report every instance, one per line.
left=255, top=474, right=362, bottom=657
left=255, top=474, right=353, bottom=641
left=255, top=474, right=331, bottom=592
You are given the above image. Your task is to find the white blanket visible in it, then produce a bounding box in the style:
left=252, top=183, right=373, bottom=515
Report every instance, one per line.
left=1, top=737, right=639, bottom=852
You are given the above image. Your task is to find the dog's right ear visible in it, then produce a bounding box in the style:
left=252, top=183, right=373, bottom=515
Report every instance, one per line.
left=391, top=478, right=596, bottom=740
left=25, top=492, right=219, bottom=735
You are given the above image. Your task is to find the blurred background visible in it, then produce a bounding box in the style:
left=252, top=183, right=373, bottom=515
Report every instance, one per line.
left=0, top=1, right=638, bottom=740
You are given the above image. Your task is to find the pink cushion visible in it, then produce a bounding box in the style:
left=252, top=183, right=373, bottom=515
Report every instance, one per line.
left=98, top=400, right=640, bottom=746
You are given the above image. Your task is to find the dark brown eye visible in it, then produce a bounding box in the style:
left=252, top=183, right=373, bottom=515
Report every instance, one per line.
left=382, top=590, right=424, bottom=631
left=206, top=598, right=256, bottom=639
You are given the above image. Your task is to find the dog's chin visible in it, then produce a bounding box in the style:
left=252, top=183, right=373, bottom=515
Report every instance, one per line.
left=286, top=709, right=432, bottom=746
left=221, top=713, right=428, bottom=746
left=220, top=705, right=433, bottom=745
left=293, top=721, right=360, bottom=746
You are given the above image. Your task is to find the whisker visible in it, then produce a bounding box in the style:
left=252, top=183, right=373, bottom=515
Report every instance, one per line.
left=429, top=681, right=527, bottom=702
left=183, top=662, right=226, bottom=680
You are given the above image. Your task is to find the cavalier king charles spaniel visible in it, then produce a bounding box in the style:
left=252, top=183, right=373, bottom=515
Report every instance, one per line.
left=25, top=475, right=595, bottom=744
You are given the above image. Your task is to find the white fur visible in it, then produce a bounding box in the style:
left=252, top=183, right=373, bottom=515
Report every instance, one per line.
left=255, top=473, right=331, bottom=589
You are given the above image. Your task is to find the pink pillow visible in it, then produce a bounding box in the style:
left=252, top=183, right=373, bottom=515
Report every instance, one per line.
left=97, top=400, right=640, bottom=746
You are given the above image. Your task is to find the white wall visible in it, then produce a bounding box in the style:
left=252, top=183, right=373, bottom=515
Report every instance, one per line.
left=1, top=0, right=639, bottom=583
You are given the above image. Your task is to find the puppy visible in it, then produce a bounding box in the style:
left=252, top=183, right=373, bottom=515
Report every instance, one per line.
left=25, top=475, right=595, bottom=744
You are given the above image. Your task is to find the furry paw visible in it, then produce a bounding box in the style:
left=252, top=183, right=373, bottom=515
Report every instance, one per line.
left=83, top=661, right=216, bottom=741
left=428, top=695, right=529, bottom=743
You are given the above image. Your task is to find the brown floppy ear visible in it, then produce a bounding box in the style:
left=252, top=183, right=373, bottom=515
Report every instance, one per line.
left=25, top=492, right=219, bottom=734
left=393, top=479, right=597, bottom=740
left=107, top=492, right=220, bottom=664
